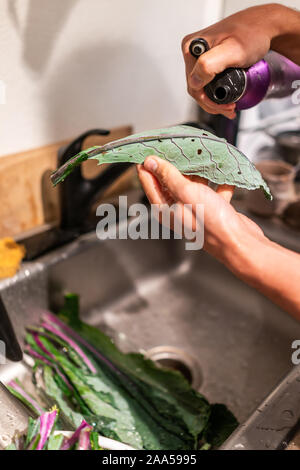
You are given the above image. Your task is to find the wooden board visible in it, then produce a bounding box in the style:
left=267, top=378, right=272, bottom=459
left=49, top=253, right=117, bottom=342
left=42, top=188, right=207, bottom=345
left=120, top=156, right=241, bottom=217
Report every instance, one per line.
left=0, top=125, right=133, bottom=238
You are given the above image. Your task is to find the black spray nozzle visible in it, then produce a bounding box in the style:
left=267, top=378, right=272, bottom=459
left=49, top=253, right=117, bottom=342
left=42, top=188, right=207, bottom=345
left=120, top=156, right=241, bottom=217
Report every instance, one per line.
left=189, top=38, right=209, bottom=58
left=189, top=37, right=245, bottom=105
left=205, top=68, right=246, bottom=104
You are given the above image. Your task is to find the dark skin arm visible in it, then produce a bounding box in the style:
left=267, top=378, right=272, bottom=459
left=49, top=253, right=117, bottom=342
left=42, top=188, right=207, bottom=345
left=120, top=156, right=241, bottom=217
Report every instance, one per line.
left=271, top=4, right=300, bottom=65
left=137, top=4, right=300, bottom=320
left=137, top=157, right=300, bottom=320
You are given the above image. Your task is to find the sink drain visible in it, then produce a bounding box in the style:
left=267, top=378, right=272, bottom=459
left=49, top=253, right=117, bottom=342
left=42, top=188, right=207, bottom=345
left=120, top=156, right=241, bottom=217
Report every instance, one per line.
left=145, top=346, right=203, bottom=389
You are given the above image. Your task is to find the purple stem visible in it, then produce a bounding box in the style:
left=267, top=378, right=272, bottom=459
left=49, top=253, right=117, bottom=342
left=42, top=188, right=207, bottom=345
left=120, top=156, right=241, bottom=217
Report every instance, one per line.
left=41, top=320, right=97, bottom=374
left=61, top=420, right=92, bottom=451
left=43, top=312, right=124, bottom=377
left=37, top=409, right=58, bottom=450
left=78, top=428, right=92, bottom=450
left=32, top=332, right=55, bottom=361
left=8, top=380, right=44, bottom=415
left=25, top=346, right=73, bottom=391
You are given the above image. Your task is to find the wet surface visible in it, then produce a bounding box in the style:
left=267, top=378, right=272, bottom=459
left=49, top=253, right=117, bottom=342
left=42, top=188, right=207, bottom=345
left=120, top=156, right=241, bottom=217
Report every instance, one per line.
left=1, top=216, right=300, bottom=443
left=45, top=230, right=300, bottom=423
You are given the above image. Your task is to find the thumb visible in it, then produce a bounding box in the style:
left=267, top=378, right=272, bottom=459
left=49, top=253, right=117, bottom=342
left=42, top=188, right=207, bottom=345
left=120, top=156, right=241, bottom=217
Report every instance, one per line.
left=143, top=156, right=188, bottom=201
left=216, top=184, right=235, bottom=202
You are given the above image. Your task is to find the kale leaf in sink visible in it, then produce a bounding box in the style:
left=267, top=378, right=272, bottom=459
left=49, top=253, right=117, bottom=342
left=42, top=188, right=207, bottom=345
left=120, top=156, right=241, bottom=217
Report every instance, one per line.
left=9, top=294, right=238, bottom=450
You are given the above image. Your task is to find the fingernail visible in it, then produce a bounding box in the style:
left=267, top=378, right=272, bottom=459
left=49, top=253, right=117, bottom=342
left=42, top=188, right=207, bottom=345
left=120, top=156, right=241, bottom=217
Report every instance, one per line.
left=144, top=158, right=158, bottom=173
left=190, top=74, right=203, bottom=90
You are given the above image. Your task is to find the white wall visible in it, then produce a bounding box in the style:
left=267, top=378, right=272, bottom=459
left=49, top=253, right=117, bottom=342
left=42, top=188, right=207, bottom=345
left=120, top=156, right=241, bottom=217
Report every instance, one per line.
left=0, top=0, right=222, bottom=156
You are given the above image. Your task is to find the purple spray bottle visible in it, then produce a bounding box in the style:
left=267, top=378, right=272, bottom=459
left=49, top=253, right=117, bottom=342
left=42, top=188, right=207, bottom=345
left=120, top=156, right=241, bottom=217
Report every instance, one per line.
left=189, top=38, right=300, bottom=110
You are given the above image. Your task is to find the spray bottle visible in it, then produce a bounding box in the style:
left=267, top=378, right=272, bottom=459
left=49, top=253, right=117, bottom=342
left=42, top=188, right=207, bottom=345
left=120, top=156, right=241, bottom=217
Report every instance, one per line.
left=189, top=38, right=300, bottom=110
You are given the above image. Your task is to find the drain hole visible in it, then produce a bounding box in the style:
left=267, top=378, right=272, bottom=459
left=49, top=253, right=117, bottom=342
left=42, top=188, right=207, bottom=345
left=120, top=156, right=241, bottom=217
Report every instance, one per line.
left=155, top=357, right=193, bottom=385
left=145, top=346, right=203, bottom=389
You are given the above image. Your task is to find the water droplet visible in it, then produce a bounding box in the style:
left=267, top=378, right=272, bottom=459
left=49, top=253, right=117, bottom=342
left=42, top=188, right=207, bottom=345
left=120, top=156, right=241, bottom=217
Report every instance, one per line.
left=233, top=443, right=245, bottom=449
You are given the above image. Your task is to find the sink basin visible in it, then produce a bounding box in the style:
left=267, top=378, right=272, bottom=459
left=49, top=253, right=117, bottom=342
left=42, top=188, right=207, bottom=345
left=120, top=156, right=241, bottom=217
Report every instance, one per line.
left=0, top=213, right=300, bottom=446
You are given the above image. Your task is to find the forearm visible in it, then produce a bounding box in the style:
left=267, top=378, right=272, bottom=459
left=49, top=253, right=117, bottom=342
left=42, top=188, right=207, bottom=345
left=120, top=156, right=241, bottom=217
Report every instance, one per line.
left=223, top=230, right=300, bottom=320
left=270, top=3, right=300, bottom=64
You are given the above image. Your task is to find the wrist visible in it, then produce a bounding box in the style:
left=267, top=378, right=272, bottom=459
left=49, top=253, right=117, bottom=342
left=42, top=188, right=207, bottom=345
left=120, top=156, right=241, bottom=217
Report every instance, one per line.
left=266, top=4, right=289, bottom=38
left=269, top=4, right=300, bottom=43
left=221, top=224, right=271, bottom=287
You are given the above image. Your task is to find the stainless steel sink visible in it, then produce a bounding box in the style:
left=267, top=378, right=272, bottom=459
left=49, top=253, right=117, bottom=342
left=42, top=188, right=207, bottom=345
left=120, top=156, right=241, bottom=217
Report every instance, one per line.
left=0, top=212, right=300, bottom=448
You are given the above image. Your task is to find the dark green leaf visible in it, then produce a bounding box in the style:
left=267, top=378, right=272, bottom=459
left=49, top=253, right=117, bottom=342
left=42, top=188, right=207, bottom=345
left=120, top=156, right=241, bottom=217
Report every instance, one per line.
left=202, top=403, right=239, bottom=448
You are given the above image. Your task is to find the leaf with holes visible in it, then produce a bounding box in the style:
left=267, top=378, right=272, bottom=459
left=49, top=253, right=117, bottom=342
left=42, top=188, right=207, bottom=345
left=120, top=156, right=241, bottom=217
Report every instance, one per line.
left=51, top=125, right=272, bottom=199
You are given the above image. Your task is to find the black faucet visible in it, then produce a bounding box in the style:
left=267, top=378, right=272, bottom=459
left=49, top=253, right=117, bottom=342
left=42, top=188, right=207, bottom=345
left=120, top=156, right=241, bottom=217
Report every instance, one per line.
left=58, top=129, right=132, bottom=233
left=19, top=128, right=132, bottom=259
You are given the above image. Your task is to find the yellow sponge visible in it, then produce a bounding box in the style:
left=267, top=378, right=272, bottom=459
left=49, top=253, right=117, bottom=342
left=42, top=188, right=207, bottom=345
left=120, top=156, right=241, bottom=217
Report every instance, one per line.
left=0, top=238, right=26, bottom=279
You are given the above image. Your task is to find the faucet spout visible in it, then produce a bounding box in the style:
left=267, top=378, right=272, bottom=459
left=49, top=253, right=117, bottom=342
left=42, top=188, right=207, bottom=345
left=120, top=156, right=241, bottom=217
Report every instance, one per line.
left=58, top=129, right=132, bottom=232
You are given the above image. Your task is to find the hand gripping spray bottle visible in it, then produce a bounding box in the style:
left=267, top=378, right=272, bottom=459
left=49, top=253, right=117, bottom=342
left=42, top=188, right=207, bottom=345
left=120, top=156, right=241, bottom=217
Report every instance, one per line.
left=189, top=38, right=300, bottom=110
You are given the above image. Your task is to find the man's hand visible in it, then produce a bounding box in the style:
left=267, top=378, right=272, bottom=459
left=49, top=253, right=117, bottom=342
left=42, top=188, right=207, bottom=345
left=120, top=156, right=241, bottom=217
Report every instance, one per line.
left=181, top=3, right=300, bottom=119
left=137, top=156, right=264, bottom=261
left=137, top=156, right=300, bottom=319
